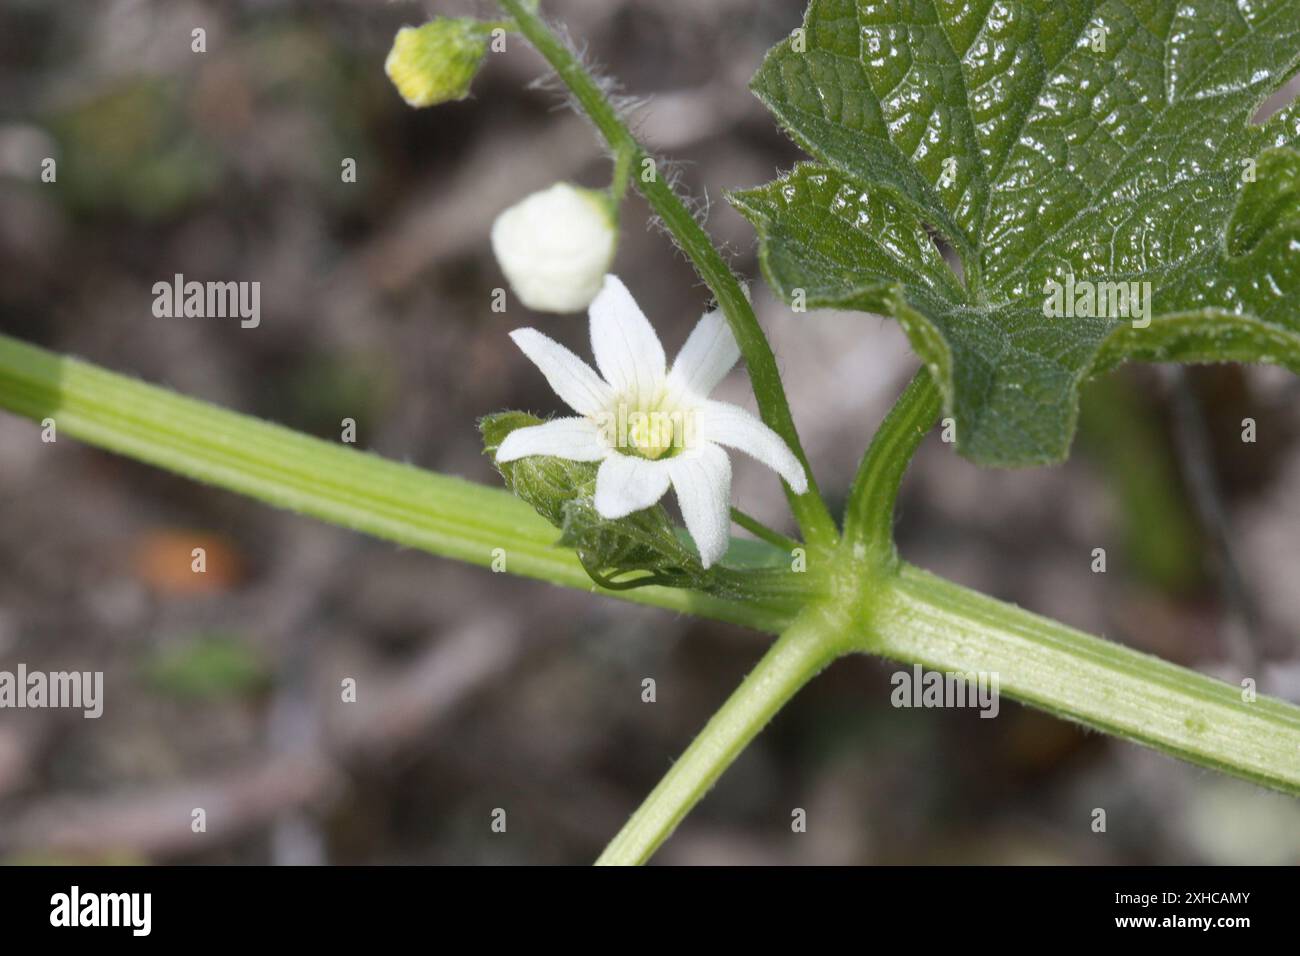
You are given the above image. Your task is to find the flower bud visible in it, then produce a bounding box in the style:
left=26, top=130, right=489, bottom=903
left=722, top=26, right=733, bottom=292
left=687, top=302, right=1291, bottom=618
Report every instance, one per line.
left=490, top=183, right=618, bottom=313
left=385, top=19, right=488, bottom=108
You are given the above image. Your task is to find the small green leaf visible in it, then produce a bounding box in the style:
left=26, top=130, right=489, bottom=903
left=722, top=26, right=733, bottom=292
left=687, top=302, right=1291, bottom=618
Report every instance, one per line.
left=736, top=0, right=1300, bottom=466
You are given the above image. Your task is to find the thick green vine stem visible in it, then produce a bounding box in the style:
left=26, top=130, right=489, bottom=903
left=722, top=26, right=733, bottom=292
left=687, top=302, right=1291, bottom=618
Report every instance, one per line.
left=875, top=566, right=1300, bottom=793
left=497, top=0, right=837, bottom=552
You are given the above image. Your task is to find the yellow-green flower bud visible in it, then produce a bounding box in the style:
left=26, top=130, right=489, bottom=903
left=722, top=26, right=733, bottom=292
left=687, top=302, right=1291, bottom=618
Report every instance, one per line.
left=384, top=19, right=488, bottom=108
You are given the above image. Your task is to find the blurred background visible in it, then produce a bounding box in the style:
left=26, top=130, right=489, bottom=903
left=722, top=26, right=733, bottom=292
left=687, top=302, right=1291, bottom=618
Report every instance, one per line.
left=0, top=0, right=1298, bottom=864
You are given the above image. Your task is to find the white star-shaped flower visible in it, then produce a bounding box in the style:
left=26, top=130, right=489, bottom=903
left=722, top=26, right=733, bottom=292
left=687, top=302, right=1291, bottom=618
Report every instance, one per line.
left=497, top=274, right=808, bottom=569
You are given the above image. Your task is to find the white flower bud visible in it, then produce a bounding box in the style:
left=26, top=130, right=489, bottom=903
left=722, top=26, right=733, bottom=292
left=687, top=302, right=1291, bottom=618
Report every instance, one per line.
left=490, top=183, right=618, bottom=313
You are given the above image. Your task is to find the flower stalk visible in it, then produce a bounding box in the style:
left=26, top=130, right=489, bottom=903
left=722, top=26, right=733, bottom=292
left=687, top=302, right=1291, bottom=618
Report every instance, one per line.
left=730, top=507, right=800, bottom=553
left=496, top=0, right=838, bottom=551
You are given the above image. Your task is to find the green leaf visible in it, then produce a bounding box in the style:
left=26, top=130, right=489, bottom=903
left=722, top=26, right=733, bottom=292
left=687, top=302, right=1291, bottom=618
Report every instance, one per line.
left=734, top=0, right=1300, bottom=466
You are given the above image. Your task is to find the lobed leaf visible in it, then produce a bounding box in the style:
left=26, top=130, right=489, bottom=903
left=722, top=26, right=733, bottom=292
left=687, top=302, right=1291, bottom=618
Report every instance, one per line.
left=736, top=0, right=1300, bottom=465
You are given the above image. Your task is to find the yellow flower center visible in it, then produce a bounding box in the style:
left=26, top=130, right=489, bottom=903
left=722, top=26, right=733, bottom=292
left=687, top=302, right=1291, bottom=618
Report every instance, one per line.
left=627, top=413, right=676, bottom=460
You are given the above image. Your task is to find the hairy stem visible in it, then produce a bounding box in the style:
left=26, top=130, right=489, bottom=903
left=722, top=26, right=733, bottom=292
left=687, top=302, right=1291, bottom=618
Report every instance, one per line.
left=609, top=143, right=635, bottom=204
left=596, top=601, right=845, bottom=865
left=498, top=0, right=837, bottom=550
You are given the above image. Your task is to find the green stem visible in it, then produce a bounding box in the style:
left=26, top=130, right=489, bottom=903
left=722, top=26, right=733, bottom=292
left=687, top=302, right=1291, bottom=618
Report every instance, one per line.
left=842, top=367, right=941, bottom=561
left=730, top=507, right=799, bottom=553
left=498, top=0, right=837, bottom=551
left=596, top=601, right=845, bottom=865
left=609, top=143, right=634, bottom=204
left=0, top=334, right=805, bottom=633
left=874, top=565, right=1300, bottom=794
left=599, top=557, right=1300, bottom=865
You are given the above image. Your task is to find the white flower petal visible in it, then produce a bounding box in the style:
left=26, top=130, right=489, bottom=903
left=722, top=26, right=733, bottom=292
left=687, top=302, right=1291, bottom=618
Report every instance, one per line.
left=667, top=308, right=739, bottom=400
left=509, top=328, right=614, bottom=418
left=697, top=401, right=808, bottom=493
left=594, top=453, right=671, bottom=519
left=589, top=275, right=665, bottom=405
left=496, top=417, right=606, bottom=463
left=668, top=444, right=732, bottom=569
